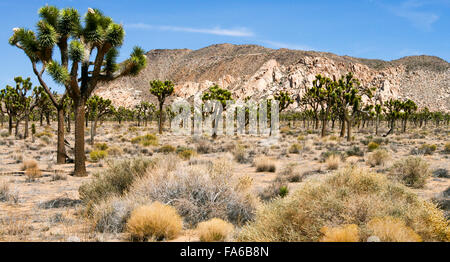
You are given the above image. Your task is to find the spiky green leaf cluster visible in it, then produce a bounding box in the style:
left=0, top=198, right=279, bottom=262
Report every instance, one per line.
left=104, top=48, right=119, bottom=74
left=69, top=40, right=84, bottom=62
left=125, top=46, right=147, bottom=76
left=47, top=61, right=70, bottom=85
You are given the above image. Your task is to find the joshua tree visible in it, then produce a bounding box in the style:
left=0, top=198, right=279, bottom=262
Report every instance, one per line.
left=201, top=85, right=233, bottom=137
left=0, top=77, right=38, bottom=138
left=34, top=86, right=55, bottom=126
left=383, top=98, right=403, bottom=136
left=86, top=95, right=114, bottom=145
left=10, top=6, right=146, bottom=176
left=334, top=73, right=374, bottom=141
left=400, top=99, right=417, bottom=133
left=150, top=80, right=174, bottom=134
left=374, top=102, right=383, bottom=136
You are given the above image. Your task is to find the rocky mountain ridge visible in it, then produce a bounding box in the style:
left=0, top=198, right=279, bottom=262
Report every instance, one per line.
left=95, top=44, right=450, bottom=112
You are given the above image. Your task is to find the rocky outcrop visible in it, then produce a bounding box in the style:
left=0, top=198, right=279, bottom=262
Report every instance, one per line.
left=95, top=44, right=450, bottom=111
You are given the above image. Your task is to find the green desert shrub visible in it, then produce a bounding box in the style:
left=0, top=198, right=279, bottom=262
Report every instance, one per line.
left=131, top=134, right=158, bottom=146
left=94, top=143, right=109, bottom=151
left=444, top=142, right=450, bottom=154
left=238, top=167, right=449, bottom=242
left=288, top=143, right=302, bottom=154
left=90, top=150, right=108, bottom=162
left=176, top=147, right=196, bottom=160
left=367, top=142, right=380, bottom=152
left=389, top=157, right=431, bottom=188
left=79, top=158, right=154, bottom=207
left=158, top=145, right=176, bottom=154
left=417, top=144, right=437, bottom=155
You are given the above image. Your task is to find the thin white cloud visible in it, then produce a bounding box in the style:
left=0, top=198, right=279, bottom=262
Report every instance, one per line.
left=374, top=0, right=440, bottom=31
left=262, top=40, right=312, bottom=51
left=126, top=23, right=254, bottom=37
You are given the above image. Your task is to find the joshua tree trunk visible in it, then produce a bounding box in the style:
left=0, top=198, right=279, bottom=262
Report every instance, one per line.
left=90, top=115, right=99, bottom=146
left=74, top=97, right=87, bottom=177
left=321, top=107, right=330, bottom=137
left=57, top=107, right=66, bottom=164
left=15, top=120, right=20, bottom=138
left=24, top=115, right=29, bottom=139
left=8, top=116, right=13, bottom=135
left=340, top=119, right=345, bottom=137
left=375, top=115, right=379, bottom=136
left=158, top=102, right=163, bottom=134
left=46, top=112, right=50, bottom=125
left=346, top=119, right=352, bottom=142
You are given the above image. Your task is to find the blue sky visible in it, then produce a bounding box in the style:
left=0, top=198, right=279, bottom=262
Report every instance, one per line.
left=1, top=0, right=449, bottom=93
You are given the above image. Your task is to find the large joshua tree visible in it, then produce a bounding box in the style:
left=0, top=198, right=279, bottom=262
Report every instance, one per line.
left=10, top=6, right=146, bottom=176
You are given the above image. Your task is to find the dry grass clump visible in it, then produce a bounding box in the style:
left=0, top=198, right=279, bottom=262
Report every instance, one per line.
left=367, top=149, right=390, bottom=167
left=176, top=147, right=196, bottom=160
left=277, top=163, right=303, bottom=183
left=238, top=166, right=449, bottom=242
left=25, top=167, right=42, bottom=182
left=21, top=159, right=38, bottom=171
left=367, top=217, right=422, bottom=242
left=254, top=157, right=276, bottom=173
left=325, top=155, right=341, bottom=170
left=126, top=202, right=183, bottom=241
left=196, top=218, right=234, bottom=242
left=94, top=143, right=108, bottom=151
left=320, top=224, right=359, bottom=242
left=89, top=150, right=108, bottom=162
left=106, top=146, right=123, bottom=157
left=131, top=134, right=158, bottom=146
left=232, top=144, right=250, bottom=164
left=288, top=143, right=302, bottom=154
left=0, top=180, right=19, bottom=203
left=443, top=142, right=450, bottom=154
left=196, top=139, right=213, bottom=154
left=389, top=156, right=431, bottom=188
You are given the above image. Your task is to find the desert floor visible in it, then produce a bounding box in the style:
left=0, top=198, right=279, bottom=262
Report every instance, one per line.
left=0, top=121, right=449, bottom=241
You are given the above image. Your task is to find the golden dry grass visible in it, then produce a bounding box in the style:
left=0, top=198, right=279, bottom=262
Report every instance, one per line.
left=320, top=224, right=359, bottom=242
left=25, top=167, right=42, bottom=181
left=367, top=217, right=422, bottom=242
left=325, top=155, right=341, bottom=170
left=196, top=218, right=234, bottom=242
left=21, top=159, right=38, bottom=171
left=254, top=157, right=276, bottom=172
left=367, top=149, right=390, bottom=167
left=126, top=202, right=182, bottom=241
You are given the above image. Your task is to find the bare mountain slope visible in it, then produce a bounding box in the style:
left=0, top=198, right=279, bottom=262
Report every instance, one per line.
left=95, top=44, right=450, bottom=111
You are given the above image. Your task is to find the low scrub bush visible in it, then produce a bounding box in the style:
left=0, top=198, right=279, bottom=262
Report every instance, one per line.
left=417, top=144, right=437, bottom=155
left=196, top=218, right=234, bottom=242
left=346, top=146, right=364, bottom=157
left=389, top=157, right=431, bottom=188
left=79, top=158, right=154, bottom=207
left=89, top=150, right=108, bottom=162
left=126, top=202, right=182, bottom=241
left=106, top=146, right=123, bottom=157
left=238, top=167, right=449, bottom=242
left=277, top=163, right=303, bottom=183
left=232, top=144, right=250, bottom=164
left=367, top=149, right=389, bottom=167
